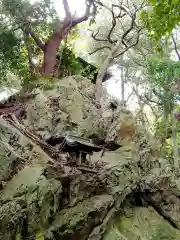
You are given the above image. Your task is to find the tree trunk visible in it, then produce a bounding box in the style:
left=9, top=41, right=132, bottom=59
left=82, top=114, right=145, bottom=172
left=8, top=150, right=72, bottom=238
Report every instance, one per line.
left=171, top=109, right=179, bottom=168
left=42, top=33, right=65, bottom=76
left=120, top=56, right=125, bottom=106
left=95, top=40, right=122, bottom=108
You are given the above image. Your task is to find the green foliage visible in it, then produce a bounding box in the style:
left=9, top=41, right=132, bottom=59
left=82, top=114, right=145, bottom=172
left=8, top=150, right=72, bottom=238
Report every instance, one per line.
left=0, top=26, right=28, bottom=84
left=58, top=44, right=83, bottom=78
left=2, top=0, right=57, bottom=24
left=58, top=31, right=99, bottom=81
left=146, top=57, right=180, bottom=161
left=81, top=64, right=99, bottom=82
left=141, top=0, right=180, bottom=41
left=0, top=0, right=59, bottom=87
left=146, top=57, right=180, bottom=116
left=0, top=0, right=90, bottom=88
left=153, top=105, right=180, bottom=159
left=21, top=74, right=55, bottom=90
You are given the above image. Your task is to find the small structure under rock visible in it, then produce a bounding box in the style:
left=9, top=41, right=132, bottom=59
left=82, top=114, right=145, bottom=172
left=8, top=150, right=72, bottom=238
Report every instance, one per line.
left=46, top=135, right=120, bottom=166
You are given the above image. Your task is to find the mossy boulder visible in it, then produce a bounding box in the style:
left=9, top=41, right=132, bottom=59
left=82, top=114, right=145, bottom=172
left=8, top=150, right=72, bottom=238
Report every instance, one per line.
left=0, top=166, right=62, bottom=240
left=104, top=207, right=180, bottom=240
left=24, top=76, right=112, bottom=140
left=46, top=194, right=114, bottom=239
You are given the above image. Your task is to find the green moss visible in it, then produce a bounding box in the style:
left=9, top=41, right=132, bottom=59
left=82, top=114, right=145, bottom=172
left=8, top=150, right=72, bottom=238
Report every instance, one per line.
left=49, top=194, right=113, bottom=235
left=1, top=166, right=43, bottom=200
left=35, top=231, right=44, bottom=240
left=16, top=231, right=44, bottom=240
left=103, top=226, right=126, bottom=240
left=104, top=207, right=180, bottom=240
left=16, top=234, right=20, bottom=240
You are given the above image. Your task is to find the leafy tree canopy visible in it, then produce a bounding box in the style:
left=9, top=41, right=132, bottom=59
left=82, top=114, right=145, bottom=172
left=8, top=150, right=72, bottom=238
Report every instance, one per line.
left=141, top=0, right=180, bottom=41
left=146, top=57, right=180, bottom=115
left=0, top=0, right=95, bottom=87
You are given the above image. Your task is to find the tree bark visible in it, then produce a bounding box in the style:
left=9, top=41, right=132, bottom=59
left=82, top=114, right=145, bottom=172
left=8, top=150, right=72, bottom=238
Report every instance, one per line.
left=120, top=55, right=125, bottom=106
left=42, top=33, right=65, bottom=76
left=25, top=0, right=92, bottom=77
left=171, top=109, right=179, bottom=168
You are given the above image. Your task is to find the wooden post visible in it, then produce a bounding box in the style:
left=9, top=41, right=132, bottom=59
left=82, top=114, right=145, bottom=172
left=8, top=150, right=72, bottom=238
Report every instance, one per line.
left=89, top=153, right=92, bottom=165
left=77, top=152, right=82, bottom=166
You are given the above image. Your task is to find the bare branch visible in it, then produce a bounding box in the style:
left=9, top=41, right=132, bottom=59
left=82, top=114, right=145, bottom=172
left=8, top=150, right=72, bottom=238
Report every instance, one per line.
left=112, top=4, right=129, bottom=15
left=121, top=10, right=136, bottom=44
left=26, top=25, right=45, bottom=51
left=94, top=1, right=127, bottom=45
left=172, top=34, right=180, bottom=60
left=96, top=3, right=117, bottom=44
left=23, top=29, right=35, bottom=72
left=126, top=90, right=135, bottom=103
left=145, top=94, right=162, bottom=105
left=63, top=0, right=72, bottom=19
left=115, top=28, right=141, bottom=58
left=91, top=1, right=144, bottom=107
left=107, top=12, right=117, bottom=44
left=107, top=5, right=127, bottom=44
left=89, top=28, right=109, bottom=42
left=89, top=46, right=111, bottom=55
left=72, top=0, right=93, bottom=26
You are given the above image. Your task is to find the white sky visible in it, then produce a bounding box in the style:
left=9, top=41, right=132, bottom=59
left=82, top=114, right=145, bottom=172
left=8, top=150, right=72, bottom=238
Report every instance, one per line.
left=53, top=0, right=86, bottom=18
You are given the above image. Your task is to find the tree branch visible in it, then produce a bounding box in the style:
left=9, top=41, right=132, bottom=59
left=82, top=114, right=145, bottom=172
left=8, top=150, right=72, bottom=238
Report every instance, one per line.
left=121, top=10, right=137, bottom=46
left=115, top=27, right=141, bottom=58
left=172, top=34, right=180, bottom=60
left=94, top=3, right=143, bottom=106
left=72, top=0, right=93, bottom=26
left=89, top=28, right=109, bottom=42
left=93, top=1, right=127, bottom=45
left=107, top=5, right=126, bottom=44
left=23, top=29, right=36, bottom=72
left=89, top=46, right=111, bottom=55
left=26, top=25, right=45, bottom=51
left=144, top=94, right=162, bottom=105
left=63, top=0, right=72, bottom=19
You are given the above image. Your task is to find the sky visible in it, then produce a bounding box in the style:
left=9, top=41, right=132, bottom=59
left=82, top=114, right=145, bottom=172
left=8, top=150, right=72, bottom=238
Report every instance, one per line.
left=53, top=0, right=86, bottom=18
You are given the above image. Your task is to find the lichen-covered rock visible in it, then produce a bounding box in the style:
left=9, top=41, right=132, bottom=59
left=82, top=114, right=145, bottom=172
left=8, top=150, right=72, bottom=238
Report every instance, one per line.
left=46, top=194, right=114, bottom=240
left=0, top=166, right=62, bottom=239
left=0, top=116, right=53, bottom=182
left=106, top=107, right=137, bottom=146
left=23, top=76, right=112, bottom=140
left=1, top=166, right=44, bottom=201
left=1, top=75, right=180, bottom=240
left=104, top=207, right=180, bottom=240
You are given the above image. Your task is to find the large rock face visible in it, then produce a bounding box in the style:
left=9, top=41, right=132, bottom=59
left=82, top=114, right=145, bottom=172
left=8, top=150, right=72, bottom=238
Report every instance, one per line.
left=0, top=75, right=138, bottom=184
left=104, top=207, right=180, bottom=240
left=0, top=75, right=180, bottom=240
left=23, top=76, right=113, bottom=140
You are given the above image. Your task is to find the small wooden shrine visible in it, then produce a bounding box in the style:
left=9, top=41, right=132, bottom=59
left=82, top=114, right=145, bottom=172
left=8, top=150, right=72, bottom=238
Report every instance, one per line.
left=46, top=135, right=104, bottom=166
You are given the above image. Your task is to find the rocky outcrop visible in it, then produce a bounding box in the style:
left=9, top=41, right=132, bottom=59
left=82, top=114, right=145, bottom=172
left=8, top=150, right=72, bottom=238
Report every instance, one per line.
left=23, top=76, right=112, bottom=140
left=104, top=206, right=180, bottom=240
left=0, top=75, right=180, bottom=240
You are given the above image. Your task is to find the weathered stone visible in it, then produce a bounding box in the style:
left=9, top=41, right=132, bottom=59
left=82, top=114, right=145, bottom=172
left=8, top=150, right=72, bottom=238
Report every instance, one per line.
left=1, top=166, right=43, bottom=201
left=46, top=194, right=114, bottom=239
left=23, top=76, right=112, bottom=140
left=104, top=207, right=180, bottom=240
left=0, top=75, right=180, bottom=240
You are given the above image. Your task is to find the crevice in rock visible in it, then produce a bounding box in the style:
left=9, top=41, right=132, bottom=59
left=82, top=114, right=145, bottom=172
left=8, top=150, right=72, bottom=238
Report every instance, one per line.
left=142, top=193, right=180, bottom=230
left=114, top=190, right=180, bottom=232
